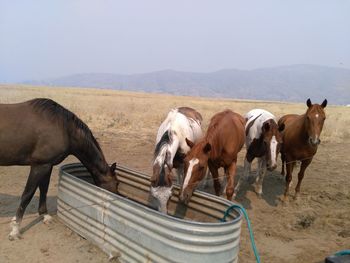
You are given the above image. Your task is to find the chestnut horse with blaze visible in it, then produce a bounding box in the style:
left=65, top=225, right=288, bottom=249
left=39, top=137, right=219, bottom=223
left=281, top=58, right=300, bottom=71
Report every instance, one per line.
left=180, top=110, right=245, bottom=203
left=278, top=98, right=327, bottom=201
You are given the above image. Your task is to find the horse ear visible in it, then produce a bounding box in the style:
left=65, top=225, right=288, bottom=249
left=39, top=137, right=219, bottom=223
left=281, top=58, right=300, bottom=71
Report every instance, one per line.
left=306, top=98, right=312, bottom=108
left=321, top=99, right=327, bottom=108
left=263, top=122, right=270, bottom=132
left=278, top=123, right=285, bottom=132
left=203, top=143, right=211, bottom=154
left=185, top=138, right=195, bottom=148
left=110, top=162, right=117, bottom=172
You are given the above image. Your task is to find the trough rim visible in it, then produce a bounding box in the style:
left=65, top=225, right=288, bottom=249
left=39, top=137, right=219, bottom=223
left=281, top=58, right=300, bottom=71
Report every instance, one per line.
left=59, top=162, right=243, bottom=226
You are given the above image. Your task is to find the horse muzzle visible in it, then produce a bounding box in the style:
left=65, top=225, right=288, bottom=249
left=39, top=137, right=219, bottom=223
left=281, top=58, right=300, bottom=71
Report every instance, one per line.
left=267, top=164, right=277, bottom=172
left=309, top=137, right=321, bottom=146
left=179, top=189, right=193, bottom=204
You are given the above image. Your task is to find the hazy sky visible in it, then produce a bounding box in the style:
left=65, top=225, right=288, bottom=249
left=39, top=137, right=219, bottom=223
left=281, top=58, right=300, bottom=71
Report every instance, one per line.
left=1, top=0, right=349, bottom=82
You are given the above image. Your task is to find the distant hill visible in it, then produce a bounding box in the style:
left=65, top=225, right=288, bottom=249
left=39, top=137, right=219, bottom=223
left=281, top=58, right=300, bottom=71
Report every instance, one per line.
left=24, top=65, right=350, bottom=105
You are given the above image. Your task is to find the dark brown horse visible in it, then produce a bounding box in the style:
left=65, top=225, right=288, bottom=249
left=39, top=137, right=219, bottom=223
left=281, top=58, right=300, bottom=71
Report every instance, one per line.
left=180, top=110, right=245, bottom=203
left=0, top=98, right=118, bottom=240
left=278, top=98, right=327, bottom=201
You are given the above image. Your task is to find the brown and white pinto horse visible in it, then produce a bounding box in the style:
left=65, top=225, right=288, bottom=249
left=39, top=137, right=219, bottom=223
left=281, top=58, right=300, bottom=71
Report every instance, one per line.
left=278, top=98, right=327, bottom=201
left=234, top=109, right=284, bottom=198
left=180, top=110, right=245, bottom=203
left=151, top=107, right=203, bottom=213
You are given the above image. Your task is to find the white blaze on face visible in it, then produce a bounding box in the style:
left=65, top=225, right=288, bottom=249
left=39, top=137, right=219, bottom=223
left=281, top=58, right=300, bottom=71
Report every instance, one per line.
left=315, top=114, right=319, bottom=118
left=270, top=136, right=278, bottom=166
left=183, top=158, right=199, bottom=191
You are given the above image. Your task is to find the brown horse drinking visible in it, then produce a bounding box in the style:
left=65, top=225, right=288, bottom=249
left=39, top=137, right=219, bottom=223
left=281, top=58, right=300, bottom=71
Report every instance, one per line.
left=278, top=98, right=327, bottom=201
left=0, top=98, right=118, bottom=240
left=180, top=110, right=245, bottom=203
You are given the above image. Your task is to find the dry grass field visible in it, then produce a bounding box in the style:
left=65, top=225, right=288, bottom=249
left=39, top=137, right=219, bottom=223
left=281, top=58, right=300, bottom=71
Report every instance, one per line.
left=0, top=84, right=349, bottom=263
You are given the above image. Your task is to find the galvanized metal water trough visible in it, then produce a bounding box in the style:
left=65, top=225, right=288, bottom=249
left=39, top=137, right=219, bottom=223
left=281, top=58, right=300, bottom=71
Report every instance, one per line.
left=57, top=163, right=242, bottom=263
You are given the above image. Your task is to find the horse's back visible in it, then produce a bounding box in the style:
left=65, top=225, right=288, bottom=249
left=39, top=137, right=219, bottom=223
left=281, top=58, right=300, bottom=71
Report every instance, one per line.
left=208, top=110, right=245, bottom=156
left=245, top=109, right=276, bottom=143
left=278, top=114, right=299, bottom=127
left=155, top=107, right=203, bottom=154
left=177, top=107, right=203, bottom=124
left=0, top=100, right=69, bottom=165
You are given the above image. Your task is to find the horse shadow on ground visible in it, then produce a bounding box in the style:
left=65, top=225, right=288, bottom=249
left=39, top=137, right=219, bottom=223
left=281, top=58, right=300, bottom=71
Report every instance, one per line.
left=0, top=193, right=57, bottom=218
left=234, top=165, right=286, bottom=209
left=192, top=165, right=286, bottom=210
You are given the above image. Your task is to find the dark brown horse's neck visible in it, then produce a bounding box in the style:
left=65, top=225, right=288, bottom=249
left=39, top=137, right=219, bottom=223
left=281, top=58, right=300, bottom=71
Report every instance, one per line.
left=71, top=135, right=109, bottom=186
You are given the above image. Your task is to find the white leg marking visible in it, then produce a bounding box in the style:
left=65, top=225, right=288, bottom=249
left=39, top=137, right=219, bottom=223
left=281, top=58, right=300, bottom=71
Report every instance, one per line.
left=43, top=214, right=52, bottom=224
left=9, top=217, right=21, bottom=241
left=183, top=158, right=199, bottom=190
left=254, top=159, right=266, bottom=195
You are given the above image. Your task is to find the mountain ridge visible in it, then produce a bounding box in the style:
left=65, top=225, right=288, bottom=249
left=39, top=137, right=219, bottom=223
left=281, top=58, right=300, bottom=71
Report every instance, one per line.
left=23, top=64, right=350, bottom=105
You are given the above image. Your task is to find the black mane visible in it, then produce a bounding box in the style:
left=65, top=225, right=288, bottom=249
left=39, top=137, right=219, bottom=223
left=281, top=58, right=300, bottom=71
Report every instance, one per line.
left=154, top=131, right=170, bottom=158
left=29, top=98, right=102, bottom=151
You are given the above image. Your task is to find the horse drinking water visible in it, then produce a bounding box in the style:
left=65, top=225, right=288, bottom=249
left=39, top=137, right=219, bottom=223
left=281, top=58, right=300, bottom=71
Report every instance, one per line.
left=234, top=109, right=284, bottom=198
left=180, top=110, right=245, bottom=203
left=278, top=98, right=327, bottom=201
left=0, top=98, right=118, bottom=240
left=151, top=107, right=203, bottom=213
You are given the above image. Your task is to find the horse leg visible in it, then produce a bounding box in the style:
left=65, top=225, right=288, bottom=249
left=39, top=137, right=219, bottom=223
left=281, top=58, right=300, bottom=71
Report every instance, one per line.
left=208, top=162, right=221, bottom=196
left=9, top=164, right=51, bottom=240
left=281, top=152, right=286, bottom=176
left=294, top=159, right=312, bottom=200
left=233, top=157, right=251, bottom=199
left=226, top=161, right=237, bottom=201
left=253, top=158, right=267, bottom=198
left=283, top=160, right=295, bottom=202
left=38, top=165, right=53, bottom=224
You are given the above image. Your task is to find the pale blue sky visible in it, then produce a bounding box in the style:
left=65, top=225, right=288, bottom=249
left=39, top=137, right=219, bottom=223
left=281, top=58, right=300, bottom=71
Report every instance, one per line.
left=0, top=0, right=349, bottom=82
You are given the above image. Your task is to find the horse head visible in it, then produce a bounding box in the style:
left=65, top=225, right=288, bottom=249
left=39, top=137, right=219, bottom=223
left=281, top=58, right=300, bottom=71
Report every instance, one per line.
left=180, top=138, right=211, bottom=204
left=305, top=98, right=327, bottom=146
left=151, top=150, right=173, bottom=188
left=261, top=120, right=284, bottom=171
left=99, top=162, right=119, bottom=193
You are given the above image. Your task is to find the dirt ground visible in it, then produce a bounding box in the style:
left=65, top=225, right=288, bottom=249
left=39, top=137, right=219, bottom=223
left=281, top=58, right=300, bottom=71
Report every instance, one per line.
left=0, top=85, right=349, bottom=263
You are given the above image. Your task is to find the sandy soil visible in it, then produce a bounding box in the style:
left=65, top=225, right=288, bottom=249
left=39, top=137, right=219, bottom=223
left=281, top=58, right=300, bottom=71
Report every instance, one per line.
left=0, top=85, right=349, bottom=263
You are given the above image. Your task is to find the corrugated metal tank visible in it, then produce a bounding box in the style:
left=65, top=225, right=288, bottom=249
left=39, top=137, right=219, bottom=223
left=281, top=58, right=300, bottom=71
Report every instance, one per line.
left=58, top=163, right=242, bottom=263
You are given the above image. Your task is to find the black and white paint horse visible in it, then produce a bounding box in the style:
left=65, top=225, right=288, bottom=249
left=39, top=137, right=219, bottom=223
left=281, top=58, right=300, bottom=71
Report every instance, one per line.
left=234, top=109, right=284, bottom=198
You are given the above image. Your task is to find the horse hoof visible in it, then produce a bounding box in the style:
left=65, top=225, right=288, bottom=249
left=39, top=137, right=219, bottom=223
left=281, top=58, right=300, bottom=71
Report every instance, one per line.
left=8, top=224, right=21, bottom=241
left=43, top=214, right=53, bottom=224
left=280, top=195, right=289, bottom=204
left=9, top=218, right=21, bottom=241
left=8, top=232, right=22, bottom=241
